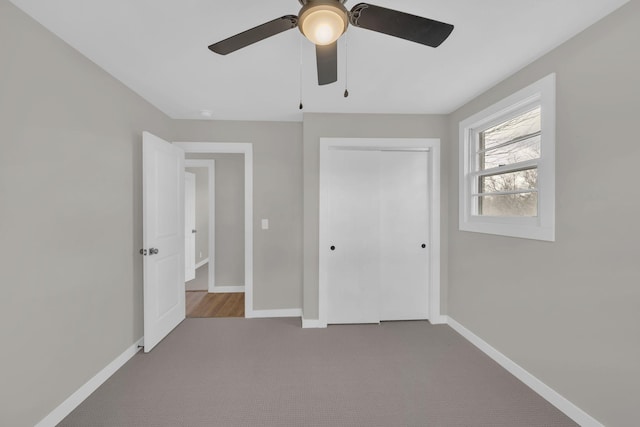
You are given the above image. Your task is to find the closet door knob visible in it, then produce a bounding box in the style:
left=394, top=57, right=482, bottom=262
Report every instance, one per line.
left=421, top=244, right=426, bottom=248
left=330, top=246, right=336, bottom=251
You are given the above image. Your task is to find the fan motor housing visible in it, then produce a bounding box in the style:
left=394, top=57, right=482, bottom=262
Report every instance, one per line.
left=298, top=0, right=347, bottom=5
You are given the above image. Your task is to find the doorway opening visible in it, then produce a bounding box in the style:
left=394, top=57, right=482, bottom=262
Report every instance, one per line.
left=176, top=142, right=254, bottom=318
left=184, top=155, right=246, bottom=318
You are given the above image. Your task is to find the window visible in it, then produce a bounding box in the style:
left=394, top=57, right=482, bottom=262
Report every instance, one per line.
left=459, top=74, right=555, bottom=241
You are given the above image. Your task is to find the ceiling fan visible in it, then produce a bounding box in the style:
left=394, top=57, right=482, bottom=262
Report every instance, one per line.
left=208, top=0, right=454, bottom=86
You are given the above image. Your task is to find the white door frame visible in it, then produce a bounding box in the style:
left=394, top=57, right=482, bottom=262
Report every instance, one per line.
left=184, top=171, right=197, bottom=282
left=174, top=142, right=255, bottom=318
left=185, top=159, right=216, bottom=292
left=318, top=138, right=442, bottom=328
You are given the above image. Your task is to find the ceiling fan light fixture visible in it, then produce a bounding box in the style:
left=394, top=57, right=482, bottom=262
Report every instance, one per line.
left=299, top=1, right=348, bottom=45
left=209, top=0, right=455, bottom=88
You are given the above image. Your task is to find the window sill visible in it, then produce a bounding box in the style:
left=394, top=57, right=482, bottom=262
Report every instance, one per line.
left=459, top=219, right=555, bottom=241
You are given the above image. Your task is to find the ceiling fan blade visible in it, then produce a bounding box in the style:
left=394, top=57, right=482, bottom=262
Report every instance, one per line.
left=316, top=42, right=338, bottom=86
left=209, top=15, right=298, bottom=55
left=350, top=3, right=454, bottom=48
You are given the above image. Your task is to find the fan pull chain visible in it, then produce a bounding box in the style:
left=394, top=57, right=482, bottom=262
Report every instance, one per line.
left=299, top=38, right=304, bottom=110
left=344, top=32, right=349, bottom=98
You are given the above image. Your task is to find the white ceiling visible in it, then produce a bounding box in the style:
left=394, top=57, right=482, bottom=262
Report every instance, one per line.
left=10, top=0, right=629, bottom=122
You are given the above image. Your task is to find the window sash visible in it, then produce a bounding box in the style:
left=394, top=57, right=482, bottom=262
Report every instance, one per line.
left=468, top=158, right=538, bottom=179
left=472, top=100, right=542, bottom=137
left=476, top=130, right=541, bottom=155
left=471, top=189, right=538, bottom=197
left=469, top=137, right=540, bottom=216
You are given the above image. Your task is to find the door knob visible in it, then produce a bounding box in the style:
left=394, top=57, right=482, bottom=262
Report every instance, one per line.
left=421, top=244, right=426, bottom=248
left=149, top=248, right=159, bottom=255
left=330, top=245, right=336, bottom=251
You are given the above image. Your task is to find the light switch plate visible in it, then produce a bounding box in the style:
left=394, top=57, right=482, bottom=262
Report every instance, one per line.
left=261, top=219, right=269, bottom=230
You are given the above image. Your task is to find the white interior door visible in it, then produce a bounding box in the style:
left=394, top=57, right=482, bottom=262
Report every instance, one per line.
left=326, top=149, right=380, bottom=324
left=143, top=132, right=185, bottom=352
left=184, top=172, right=196, bottom=282
left=379, top=151, right=429, bottom=320
left=325, top=148, right=430, bottom=324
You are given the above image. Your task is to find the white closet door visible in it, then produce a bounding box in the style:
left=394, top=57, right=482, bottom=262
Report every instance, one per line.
left=326, top=149, right=380, bottom=324
left=379, top=151, right=429, bottom=321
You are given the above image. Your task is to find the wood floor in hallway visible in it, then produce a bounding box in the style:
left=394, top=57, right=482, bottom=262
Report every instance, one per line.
left=186, top=291, right=244, bottom=318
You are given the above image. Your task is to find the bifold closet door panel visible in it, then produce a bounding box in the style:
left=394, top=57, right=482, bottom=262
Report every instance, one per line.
left=326, top=149, right=381, bottom=324
left=379, top=151, right=429, bottom=321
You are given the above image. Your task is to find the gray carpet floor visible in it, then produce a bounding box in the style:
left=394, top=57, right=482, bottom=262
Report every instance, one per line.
left=59, top=318, right=577, bottom=427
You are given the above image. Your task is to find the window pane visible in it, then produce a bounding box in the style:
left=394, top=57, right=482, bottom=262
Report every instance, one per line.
left=476, top=192, right=538, bottom=217
left=481, top=135, right=540, bottom=170
left=479, top=168, right=537, bottom=193
left=481, top=106, right=540, bottom=150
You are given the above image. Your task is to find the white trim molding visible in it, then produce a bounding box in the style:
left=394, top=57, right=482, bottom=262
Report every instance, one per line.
left=35, top=338, right=144, bottom=427
left=211, top=285, right=245, bottom=293
left=301, top=317, right=324, bottom=328
left=248, top=308, right=303, bottom=319
left=428, top=315, right=448, bottom=325
left=445, top=316, right=603, bottom=427
left=175, top=142, right=254, bottom=317
left=195, top=258, right=209, bottom=269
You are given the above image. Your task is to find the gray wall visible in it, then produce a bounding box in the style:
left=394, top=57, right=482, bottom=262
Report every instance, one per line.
left=4, top=0, right=637, bottom=424
left=187, top=154, right=245, bottom=287
left=185, top=167, right=209, bottom=266
left=447, top=2, right=640, bottom=425
left=173, top=121, right=303, bottom=311
left=0, top=1, right=172, bottom=425
left=302, top=113, right=449, bottom=319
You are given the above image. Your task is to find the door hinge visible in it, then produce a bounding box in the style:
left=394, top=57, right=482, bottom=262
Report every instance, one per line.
left=139, top=249, right=148, bottom=256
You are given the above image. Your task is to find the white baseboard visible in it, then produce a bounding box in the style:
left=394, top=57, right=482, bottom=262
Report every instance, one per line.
left=211, top=285, right=245, bottom=293
left=445, top=316, right=603, bottom=427
left=301, top=317, right=326, bottom=328
left=35, top=337, right=144, bottom=427
left=428, top=315, right=448, bottom=325
left=247, top=308, right=302, bottom=319
left=195, top=258, right=209, bottom=269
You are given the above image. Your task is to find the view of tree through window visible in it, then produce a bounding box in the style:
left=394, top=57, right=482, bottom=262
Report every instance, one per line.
left=475, top=107, right=541, bottom=217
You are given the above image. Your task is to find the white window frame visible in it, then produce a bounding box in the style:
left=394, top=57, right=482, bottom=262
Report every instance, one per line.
left=459, top=73, right=556, bottom=241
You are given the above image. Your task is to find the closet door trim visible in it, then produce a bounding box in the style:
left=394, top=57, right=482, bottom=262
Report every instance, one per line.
left=318, top=138, right=442, bottom=328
